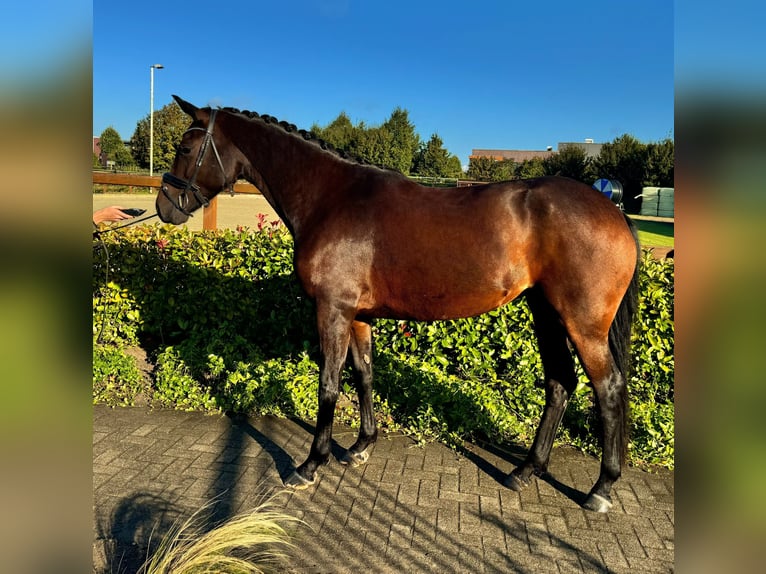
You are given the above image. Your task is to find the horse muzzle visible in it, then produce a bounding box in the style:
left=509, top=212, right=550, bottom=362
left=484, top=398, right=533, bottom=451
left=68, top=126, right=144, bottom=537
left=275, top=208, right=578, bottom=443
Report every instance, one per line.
left=156, top=177, right=192, bottom=224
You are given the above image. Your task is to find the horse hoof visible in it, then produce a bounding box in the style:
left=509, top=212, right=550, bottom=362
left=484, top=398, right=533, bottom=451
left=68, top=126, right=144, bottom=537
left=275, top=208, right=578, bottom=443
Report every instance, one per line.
left=340, top=449, right=369, bottom=467
left=503, top=472, right=529, bottom=491
left=582, top=492, right=613, bottom=513
left=284, top=471, right=315, bottom=490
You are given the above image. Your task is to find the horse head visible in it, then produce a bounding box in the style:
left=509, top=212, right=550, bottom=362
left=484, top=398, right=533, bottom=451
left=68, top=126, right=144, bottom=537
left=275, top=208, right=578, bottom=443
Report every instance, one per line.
left=156, top=96, right=240, bottom=224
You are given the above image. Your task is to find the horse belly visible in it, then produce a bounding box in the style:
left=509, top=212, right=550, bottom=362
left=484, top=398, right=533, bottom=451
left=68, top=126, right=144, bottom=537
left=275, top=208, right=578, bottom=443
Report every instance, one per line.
left=395, top=289, right=523, bottom=322
left=368, top=252, right=530, bottom=321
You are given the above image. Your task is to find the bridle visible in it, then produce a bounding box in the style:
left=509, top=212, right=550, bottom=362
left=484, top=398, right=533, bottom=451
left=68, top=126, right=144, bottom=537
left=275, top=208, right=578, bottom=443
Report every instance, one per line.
left=161, top=109, right=232, bottom=216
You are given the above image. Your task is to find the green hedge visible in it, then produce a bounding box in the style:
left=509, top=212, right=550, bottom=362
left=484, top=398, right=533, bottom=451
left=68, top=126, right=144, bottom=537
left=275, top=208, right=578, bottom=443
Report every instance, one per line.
left=93, top=223, right=674, bottom=468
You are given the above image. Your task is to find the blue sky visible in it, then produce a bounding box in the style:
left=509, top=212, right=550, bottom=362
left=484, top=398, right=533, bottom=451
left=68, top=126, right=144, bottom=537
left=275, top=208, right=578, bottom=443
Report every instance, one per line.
left=93, top=0, right=674, bottom=166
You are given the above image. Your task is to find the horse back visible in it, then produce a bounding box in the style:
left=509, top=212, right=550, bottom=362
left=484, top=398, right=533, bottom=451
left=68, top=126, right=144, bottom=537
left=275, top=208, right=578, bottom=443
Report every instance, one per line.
left=295, top=175, right=636, bottom=322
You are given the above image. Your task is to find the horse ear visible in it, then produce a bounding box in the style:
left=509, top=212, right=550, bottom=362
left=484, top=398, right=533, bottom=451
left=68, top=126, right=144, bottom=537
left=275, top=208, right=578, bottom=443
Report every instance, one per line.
left=172, top=95, right=199, bottom=118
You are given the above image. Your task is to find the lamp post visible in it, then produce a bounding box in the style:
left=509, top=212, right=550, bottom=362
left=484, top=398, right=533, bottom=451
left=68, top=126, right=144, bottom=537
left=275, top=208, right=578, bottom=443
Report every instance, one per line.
left=149, top=64, right=164, bottom=177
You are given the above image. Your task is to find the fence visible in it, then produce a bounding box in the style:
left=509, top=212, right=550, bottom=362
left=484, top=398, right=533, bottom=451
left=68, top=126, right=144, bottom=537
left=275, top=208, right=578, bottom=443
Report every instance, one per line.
left=93, top=171, right=261, bottom=231
left=93, top=171, right=483, bottom=230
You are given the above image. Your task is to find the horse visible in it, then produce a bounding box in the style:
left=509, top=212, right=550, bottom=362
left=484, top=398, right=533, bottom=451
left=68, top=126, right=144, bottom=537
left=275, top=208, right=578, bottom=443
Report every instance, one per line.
left=157, top=96, right=640, bottom=513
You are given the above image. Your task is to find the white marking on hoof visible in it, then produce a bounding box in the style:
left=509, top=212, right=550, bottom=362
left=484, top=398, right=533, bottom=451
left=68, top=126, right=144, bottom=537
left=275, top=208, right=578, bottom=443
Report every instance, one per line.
left=340, top=449, right=369, bottom=467
left=284, top=471, right=315, bottom=490
left=583, top=492, right=613, bottom=513
left=503, top=473, right=529, bottom=491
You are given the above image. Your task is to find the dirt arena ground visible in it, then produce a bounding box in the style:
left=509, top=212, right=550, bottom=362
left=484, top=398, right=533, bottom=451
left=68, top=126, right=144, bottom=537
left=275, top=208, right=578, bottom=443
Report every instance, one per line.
left=93, top=192, right=282, bottom=232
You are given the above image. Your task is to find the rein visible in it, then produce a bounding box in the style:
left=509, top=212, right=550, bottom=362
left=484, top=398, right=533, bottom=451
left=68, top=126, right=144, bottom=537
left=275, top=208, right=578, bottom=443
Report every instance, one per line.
left=92, top=212, right=158, bottom=237
left=92, top=211, right=159, bottom=343
left=161, top=108, right=232, bottom=216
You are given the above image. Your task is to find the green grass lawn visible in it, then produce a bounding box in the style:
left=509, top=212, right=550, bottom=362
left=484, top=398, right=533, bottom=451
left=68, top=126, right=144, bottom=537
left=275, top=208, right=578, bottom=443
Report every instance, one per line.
left=633, top=217, right=674, bottom=248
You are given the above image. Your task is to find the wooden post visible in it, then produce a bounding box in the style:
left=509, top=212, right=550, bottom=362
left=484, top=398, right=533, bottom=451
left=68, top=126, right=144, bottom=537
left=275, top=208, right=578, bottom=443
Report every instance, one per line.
left=91, top=174, right=262, bottom=233
left=202, top=196, right=218, bottom=230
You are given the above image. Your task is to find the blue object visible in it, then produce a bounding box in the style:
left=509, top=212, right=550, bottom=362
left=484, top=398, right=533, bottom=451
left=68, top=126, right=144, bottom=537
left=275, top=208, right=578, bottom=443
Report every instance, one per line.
left=592, top=179, right=623, bottom=204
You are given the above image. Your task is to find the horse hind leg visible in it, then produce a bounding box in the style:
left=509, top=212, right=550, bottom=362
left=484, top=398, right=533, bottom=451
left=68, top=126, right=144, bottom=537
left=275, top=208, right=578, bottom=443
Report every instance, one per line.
left=340, top=319, right=378, bottom=467
left=570, top=210, right=636, bottom=512
left=568, top=331, right=629, bottom=513
left=505, top=289, right=578, bottom=491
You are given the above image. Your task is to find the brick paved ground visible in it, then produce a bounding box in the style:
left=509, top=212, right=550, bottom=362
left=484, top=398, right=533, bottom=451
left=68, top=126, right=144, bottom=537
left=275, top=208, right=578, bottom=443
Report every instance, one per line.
left=93, top=405, right=673, bottom=573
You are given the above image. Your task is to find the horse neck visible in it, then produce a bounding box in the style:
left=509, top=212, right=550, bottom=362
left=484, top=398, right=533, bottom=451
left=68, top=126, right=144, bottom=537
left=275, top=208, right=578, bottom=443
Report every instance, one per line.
left=224, top=113, right=350, bottom=236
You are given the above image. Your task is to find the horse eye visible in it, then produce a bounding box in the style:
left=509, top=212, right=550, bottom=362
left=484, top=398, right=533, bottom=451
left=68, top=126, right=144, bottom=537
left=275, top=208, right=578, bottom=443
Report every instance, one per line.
left=175, top=145, right=192, bottom=155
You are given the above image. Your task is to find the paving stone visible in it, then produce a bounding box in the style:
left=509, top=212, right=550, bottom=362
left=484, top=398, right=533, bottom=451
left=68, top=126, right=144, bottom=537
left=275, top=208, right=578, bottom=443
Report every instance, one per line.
left=93, top=405, right=674, bottom=573
left=436, top=507, right=460, bottom=534
left=616, top=530, right=649, bottom=558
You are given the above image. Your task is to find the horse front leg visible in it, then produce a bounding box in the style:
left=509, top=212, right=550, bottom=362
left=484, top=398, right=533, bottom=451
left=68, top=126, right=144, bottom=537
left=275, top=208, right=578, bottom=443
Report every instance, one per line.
left=285, top=301, right=353, bottom=489
left=340, top=320, right=378, bottom=467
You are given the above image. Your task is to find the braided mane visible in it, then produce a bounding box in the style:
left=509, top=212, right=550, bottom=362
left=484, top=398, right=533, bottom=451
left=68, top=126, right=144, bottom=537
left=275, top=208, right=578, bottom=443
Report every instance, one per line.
left=220, top=106, right=383, bottom=168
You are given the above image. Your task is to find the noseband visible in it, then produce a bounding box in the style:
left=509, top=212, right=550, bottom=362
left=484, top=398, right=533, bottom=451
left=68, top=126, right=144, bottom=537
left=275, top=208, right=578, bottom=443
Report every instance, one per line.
left=161, top=109, right=231, bottom=216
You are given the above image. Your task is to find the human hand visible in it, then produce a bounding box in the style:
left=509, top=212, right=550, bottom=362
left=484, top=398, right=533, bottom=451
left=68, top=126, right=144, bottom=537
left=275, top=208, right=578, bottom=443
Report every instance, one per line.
left=93, top=206, right=132, bottom=224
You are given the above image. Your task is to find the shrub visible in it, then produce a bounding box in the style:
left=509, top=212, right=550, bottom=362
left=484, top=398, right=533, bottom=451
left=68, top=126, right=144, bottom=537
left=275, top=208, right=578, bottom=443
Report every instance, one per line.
left=93, top=344, right=144, bottom=406
left=93, top=223, right=674, bottom=468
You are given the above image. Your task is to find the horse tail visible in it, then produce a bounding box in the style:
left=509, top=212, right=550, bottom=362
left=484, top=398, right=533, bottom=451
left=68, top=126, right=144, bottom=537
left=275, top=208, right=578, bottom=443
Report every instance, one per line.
left=608, top=212, right=640, bottom=463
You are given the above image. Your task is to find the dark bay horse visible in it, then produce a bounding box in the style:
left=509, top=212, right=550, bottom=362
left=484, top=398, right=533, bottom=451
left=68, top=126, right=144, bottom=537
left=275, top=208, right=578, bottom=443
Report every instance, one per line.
left=157, top=96, right=639, bottom=513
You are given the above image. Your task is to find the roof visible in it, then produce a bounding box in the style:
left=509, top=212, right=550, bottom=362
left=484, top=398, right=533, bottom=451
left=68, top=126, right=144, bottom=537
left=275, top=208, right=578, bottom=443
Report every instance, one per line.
left=469, top=149, right=554, bottom=162
left=470, top=141, right=604, bottom=162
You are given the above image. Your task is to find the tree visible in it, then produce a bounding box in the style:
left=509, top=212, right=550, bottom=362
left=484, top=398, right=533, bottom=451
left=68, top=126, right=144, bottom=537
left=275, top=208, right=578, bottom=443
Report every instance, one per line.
left=354, top=124, right=393, bottom=167
left=466, top=156, right=492, bottom=181
left=515, top=157, right=546, bottom=179
left=98, top=126, right=134, bottom=168
left=98, top=127, right=122, bottom=162
left=130, top=101, right=190, bottom=171
left=381, top=107, right=420, bottom=174
left=312, top=107, right=422, bottom=174
left=542, top=144, right=592, bottom=182
left=446, top=155, right=463, bottom=178
left=466, top=157, right=515, bottom=182
left=644, top=138, right=674, bottom=187
left=591, top=134, right=648, bottom=213
left=312, top=112, right=357, bottom=151
left=412, top=134, right=462, bottom=178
